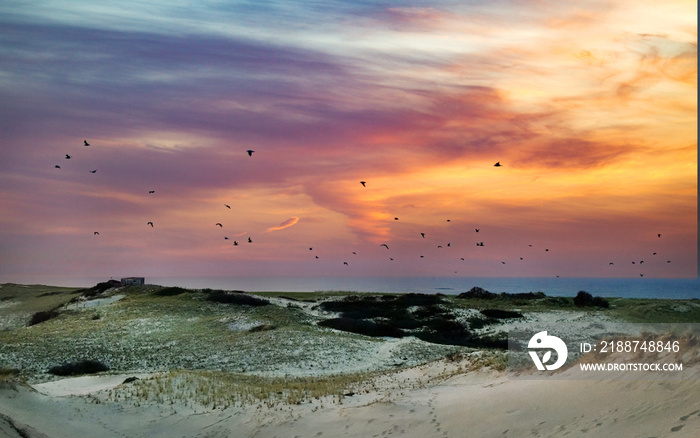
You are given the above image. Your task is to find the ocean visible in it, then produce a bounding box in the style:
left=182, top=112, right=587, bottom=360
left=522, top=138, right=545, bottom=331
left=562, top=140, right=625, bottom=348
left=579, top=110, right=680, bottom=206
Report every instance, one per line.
left=142, top=276, right=700, bottom=299
left=10, top=275, right=699, bottom=299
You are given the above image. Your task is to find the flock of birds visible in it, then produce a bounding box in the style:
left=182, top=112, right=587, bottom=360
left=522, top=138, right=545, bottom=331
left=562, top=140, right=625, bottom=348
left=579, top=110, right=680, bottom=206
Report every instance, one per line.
left=54, top=141, right=673, bottom=278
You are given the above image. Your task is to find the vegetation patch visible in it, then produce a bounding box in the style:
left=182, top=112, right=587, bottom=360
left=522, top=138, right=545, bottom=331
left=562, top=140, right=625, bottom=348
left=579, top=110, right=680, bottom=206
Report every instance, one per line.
left=27, top=309, right=60, bottom=326
left=153, top=286, right=189, bottom=297
left=318, top=317, right=405, bottom=338
left=48, top=360, right=110, bottom=376
left=456, top=287, right=546, bottom=301
left=206, top=291, right=270, bottom=306
left=573, top=291, right=610, bottom=308
left=73, top=280, right=122, bottom=298
left=316, top=293, right=508, bottom=349
left=480, top=309, right=524, bottom=319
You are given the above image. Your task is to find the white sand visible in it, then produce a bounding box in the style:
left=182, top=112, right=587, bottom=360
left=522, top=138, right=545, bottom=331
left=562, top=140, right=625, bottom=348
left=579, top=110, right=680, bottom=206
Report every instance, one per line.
left=1, top=362, right=698, bottom=438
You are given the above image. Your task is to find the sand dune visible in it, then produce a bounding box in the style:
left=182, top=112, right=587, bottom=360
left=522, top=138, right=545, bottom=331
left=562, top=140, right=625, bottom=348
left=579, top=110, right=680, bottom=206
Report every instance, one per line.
left=1, top=363, right=698, bottom=438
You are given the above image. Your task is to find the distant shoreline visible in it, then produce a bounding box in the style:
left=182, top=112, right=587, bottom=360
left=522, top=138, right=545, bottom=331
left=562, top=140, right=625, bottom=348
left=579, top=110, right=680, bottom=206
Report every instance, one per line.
left=3, top=275, right=699, bottom=299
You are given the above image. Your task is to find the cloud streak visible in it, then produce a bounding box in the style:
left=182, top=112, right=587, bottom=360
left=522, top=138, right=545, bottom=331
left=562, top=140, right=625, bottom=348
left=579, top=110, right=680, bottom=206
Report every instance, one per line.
left=267, top=217, right=299, bottom=232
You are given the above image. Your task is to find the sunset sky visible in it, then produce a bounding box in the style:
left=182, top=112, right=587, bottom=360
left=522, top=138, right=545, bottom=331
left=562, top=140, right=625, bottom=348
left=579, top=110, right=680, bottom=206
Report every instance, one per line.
left=0, top=0, right=696, bottom=285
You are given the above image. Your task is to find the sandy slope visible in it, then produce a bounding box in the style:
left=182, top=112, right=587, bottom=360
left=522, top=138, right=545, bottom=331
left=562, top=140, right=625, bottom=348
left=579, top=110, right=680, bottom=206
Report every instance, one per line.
left=1, top=363, right=698, bottom=438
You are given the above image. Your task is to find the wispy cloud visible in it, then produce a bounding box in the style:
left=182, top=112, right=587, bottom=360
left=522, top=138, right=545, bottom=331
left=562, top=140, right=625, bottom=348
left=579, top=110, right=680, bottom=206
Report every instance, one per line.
left=267, top=217, right=299, bottom=232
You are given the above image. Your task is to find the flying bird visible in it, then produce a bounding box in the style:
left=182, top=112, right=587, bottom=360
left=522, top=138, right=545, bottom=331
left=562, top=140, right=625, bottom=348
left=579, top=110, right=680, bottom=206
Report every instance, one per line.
left=360, top=181, right=366, bottom=187
left=315, top=256, right=319, bottom=259
left=446, top=219, right=451, bottom=222
left=233, top=241, right=238, bottom=246
left=247, top=150, right=255, bottom=156
left=344, top=262, right=348, bottom=266
left=147, top=222, right=153, bottom=227
left=55, top=165, right=61, bottom=169
left=494, top=162, right=501, bottom=167
left=65, top=154, right=71, bottom=159
left=248, top=237, right=252, bottom=243
left=657, top=234, right=661, bottom=238
left=216, top=223, right=222, bottom=227
left=225, top=204, right=231, bottom=209
left=475, top=229, right=479, bottom=232
left=94, top=232, right=99, bottom=235
left=394, top=217, right=399, bottom=221
left=224, top=237, right=229, bottom=240
left=420, top=233, right=425, bottom=238
left=148, top=190, right=155, bottom=194
left=380, top=244, right=389, bottom=249
left=83, top=140, right=90, bottom=146
left=90, top=170, right=97, bottom=173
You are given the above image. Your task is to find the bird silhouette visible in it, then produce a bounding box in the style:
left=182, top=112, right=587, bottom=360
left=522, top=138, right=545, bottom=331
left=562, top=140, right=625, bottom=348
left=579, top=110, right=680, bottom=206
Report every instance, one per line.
left=446, top=219, right=451, bottom=222
left=233, top=241, right=238, bottom=246
left=315, top=256, right=319, bottom=259
left=394, top=217, right=399, bottom=221
left=609, top=262, right=614, bottom=265
left=494, top=162, right=501, bottom=167
left=460, top=258, right=465, bottom=261
left=475, top=228, right=479, bottom=232
left=55, top=165, right=61, bottom=169
left=380, top=244, right=389, bottom=249
left=90, top=170, right=97, bottom=173
left=437, top=245, right=443, bottom=249
left=225, top=204, right=231, bottom=209
left=94, top=232, right=99, bottom=235
left=248, top=237, right=252, bottom=243
left=224, top=237, right=229, bottom=240
left=147, top=222, right=153, bottom=227
left=148, top=190, right=155, bottom=194
left=247, top=150, right=255, bottom=156
left=344, top=262, right=348, bottom=266
left=65, top=154, right=71, bottom=159
left=309, top=247, right=313, bottom=251
left=360, top=181, right=366, bottom=187
left=84, top=140, right=90, bottom=146
left=477, top=242, right=484, bottom=246
left=420, top=233, right=425, bottom=238
left=657, top=234, right=661, bottom=238
left=216, top=223, right=222, bottom=227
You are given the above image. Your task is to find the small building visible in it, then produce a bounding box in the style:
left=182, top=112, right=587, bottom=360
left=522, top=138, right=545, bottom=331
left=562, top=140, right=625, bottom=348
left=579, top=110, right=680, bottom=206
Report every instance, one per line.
left=120, top=277, right=145, bottom=286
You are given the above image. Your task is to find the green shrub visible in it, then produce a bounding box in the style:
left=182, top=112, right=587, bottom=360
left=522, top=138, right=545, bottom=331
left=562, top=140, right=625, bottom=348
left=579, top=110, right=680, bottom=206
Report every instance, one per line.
left=318, top=317, right=404, bottom=338
left=206, top=291, right=269, bottom=306
left=28, top=309, right=60, bottom=326
left=154, top=286, right=189, bottom=296
left=48, top=360, right=109, bottom=376
left=480, top=309, right=524, bottom=319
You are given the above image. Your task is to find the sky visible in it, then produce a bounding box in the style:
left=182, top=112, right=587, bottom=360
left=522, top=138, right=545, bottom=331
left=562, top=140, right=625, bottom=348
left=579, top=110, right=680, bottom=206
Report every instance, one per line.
left=0, top=0, right=697, bottom=285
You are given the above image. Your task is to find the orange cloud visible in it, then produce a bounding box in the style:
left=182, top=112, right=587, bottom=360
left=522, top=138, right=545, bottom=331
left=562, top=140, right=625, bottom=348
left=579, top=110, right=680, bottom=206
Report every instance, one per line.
left=266, top=216, right=300, bottom=232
